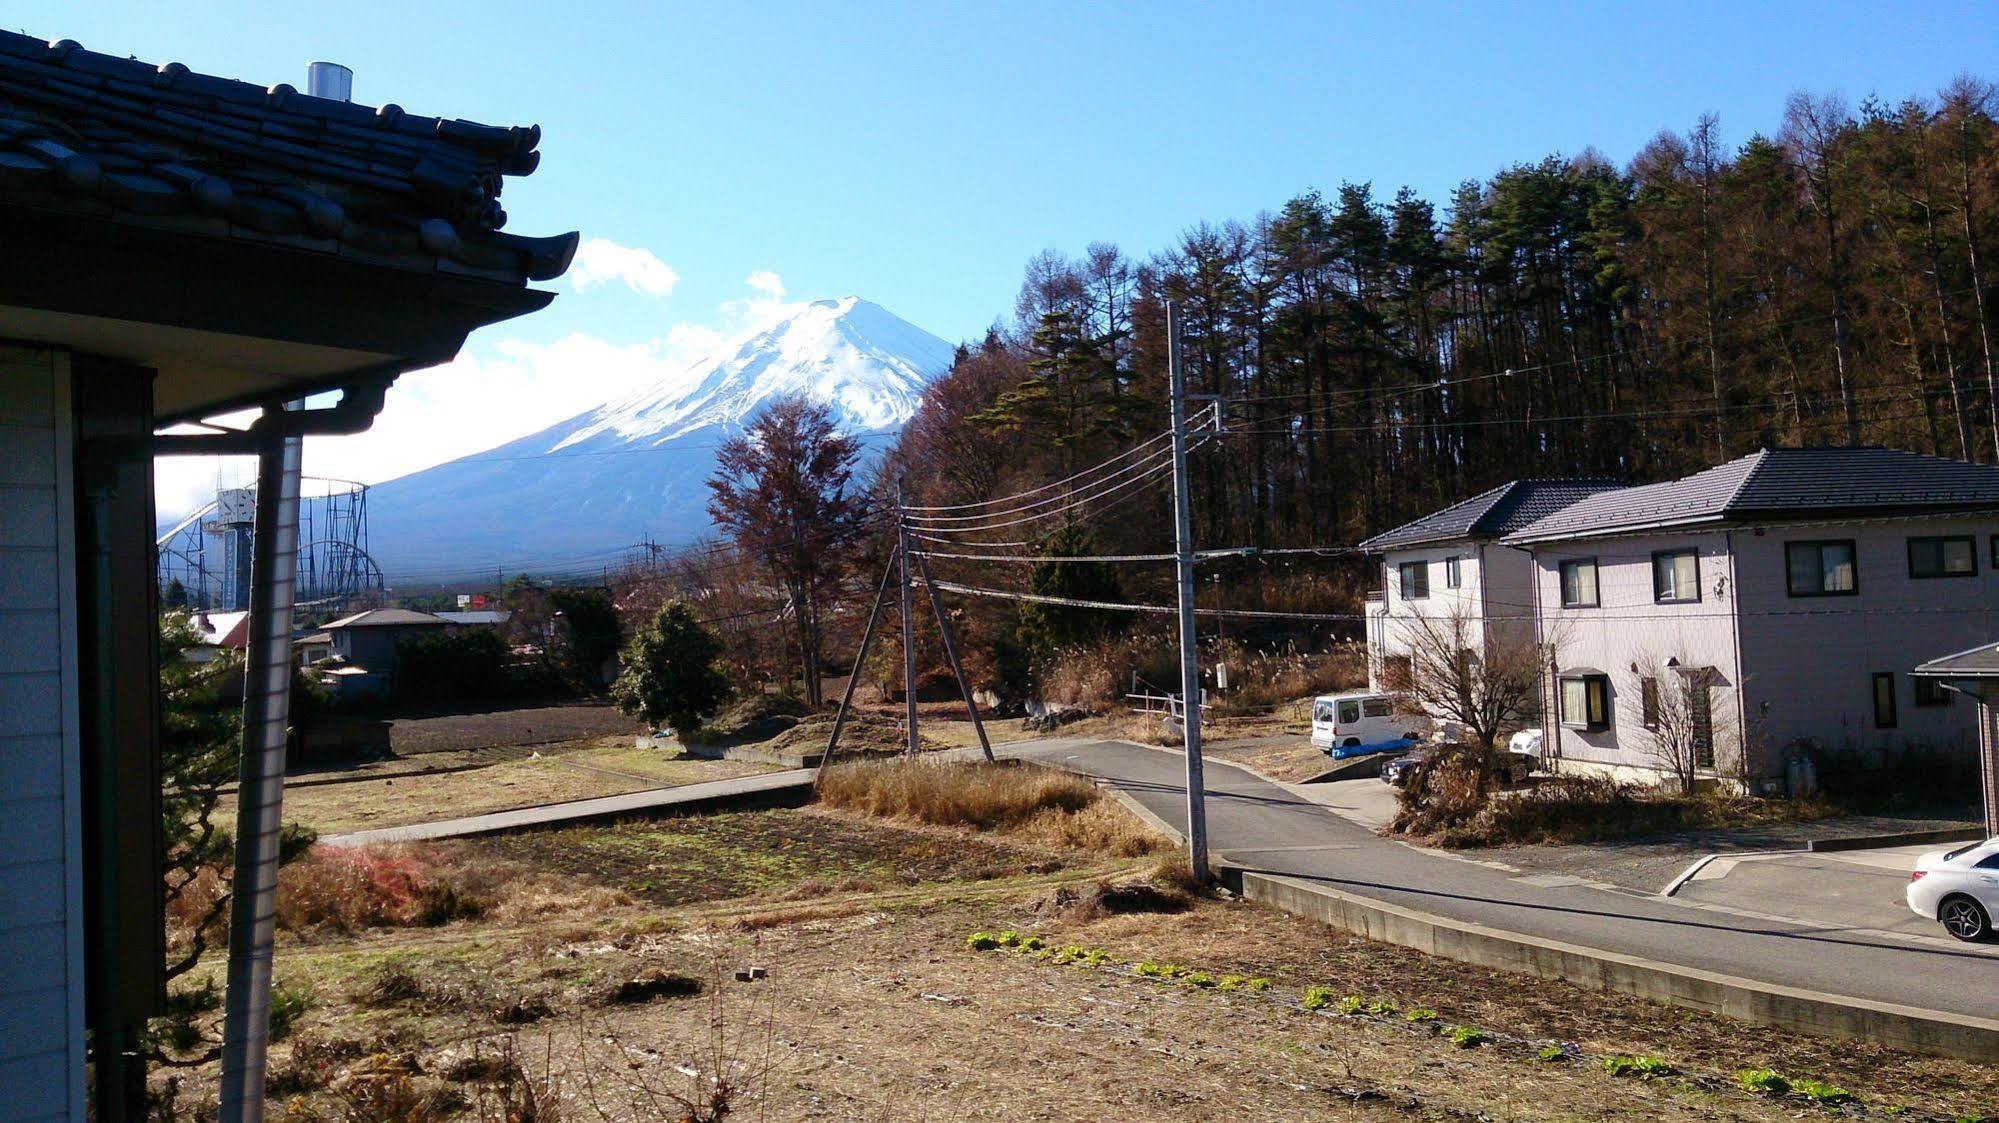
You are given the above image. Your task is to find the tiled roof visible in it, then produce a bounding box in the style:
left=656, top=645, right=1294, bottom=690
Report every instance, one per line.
left=322, top=608, right=449, bottom=629
left=0, top=31, right=576, bottom=282
left=1358, top=479, right=1625, bottom=552
left=1914, top=642, right=1999, bottom=679
left=1504, top=447, right=1999, bottom=543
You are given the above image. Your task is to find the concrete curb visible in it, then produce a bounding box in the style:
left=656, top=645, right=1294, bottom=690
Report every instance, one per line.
left=1218, top=866, right=1999, bottom=1061
left=1805, top=826, right=1985, bottom=853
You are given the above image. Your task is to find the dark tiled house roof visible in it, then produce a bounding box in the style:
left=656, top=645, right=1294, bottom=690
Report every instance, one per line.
left=1914, top=642, right=1999, bottom=679
left=1504, top=447, right=1999, bottom=543
left=0, top=31, right=576, bottom=282
left=1358, top=479, right=1625, bottom=552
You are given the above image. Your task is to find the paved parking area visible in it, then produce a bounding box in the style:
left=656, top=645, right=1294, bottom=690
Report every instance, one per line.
left=1670, top=844, right=1964, bottom=944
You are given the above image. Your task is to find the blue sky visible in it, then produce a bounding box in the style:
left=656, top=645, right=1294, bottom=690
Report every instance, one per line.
left=23, top=2, right=1997, bottom=508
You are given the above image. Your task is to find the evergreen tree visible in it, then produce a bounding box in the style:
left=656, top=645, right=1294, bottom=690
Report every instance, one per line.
left=611, top=601, right=732, bottom=733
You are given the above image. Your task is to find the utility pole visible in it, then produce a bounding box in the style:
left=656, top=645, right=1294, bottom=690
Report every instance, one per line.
left=897, top=477, right=919, bottom=755
left=1166, top=300, right=1210, bottom=881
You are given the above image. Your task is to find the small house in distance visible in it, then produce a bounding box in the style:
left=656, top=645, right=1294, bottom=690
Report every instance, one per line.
left=1359, top=478, right=1624, bottom=692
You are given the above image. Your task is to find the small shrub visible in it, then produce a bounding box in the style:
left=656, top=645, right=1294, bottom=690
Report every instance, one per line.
left=267, top=981, right=314, bottom=1042
left=1792, top=1078, right=1853, bottom=1106
left=1084, top=948, right=1113, bottom=967
left=1015, top=935, right=1046, bottom=953
left=156, top=978, right=222, bottom=1053
left=278, top=846, right=488, bottom=933
left=1246, top=978, right=1271, bottom=992
left=1336, top=994, right=1366, bottom=1015
left=268, top=1035, right=367, bottom=1095
left=352, top=959, right=428, bottom=1008
left=1602, top=1055, right=1675, bottom=1078
left=1447, top=1026, right=1488, bottom=1048
left=1736, top=1068, right=1789, bottom=1095
left=965, top=931, right=999, bottom=951
left=994, top=929, right=1023, bottom=948
left=1404, top=1008, right=1438, bottom=1022
left=1301, top=986, right=1337, bottom=1011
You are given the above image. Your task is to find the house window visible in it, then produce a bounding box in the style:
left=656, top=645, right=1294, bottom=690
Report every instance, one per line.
left=1558, top=558, right=1599, bottom=607
left=1652, top=549, right=1700, bottom=603
left=1908, top=536, right=1977, bottom=579
left=1872, top=672, right=1897, bottom=729
left=1560, top=674, right=1609, bottom=731
left=1380, top=654, right=1413, bottom=691
left=1689, top=678, right=1715, bottom=768
left=1398, top=561, right=1429, bottom=600
left=1992, top=534, right=1999, bottom=570
left=1640, top=677, right=1661, bottom=730
left=1785, top=540, right=1857, bottom=597
left=1445, top=555, right=1462, bottom=589
left=1913, top=676, right=1953, bottom=707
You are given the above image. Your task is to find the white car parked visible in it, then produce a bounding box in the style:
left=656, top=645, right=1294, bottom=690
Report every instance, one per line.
left=1906, top=837, right=1999, bottom=941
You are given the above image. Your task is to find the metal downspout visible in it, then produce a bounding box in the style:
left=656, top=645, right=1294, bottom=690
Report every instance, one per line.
left=216, top=406, right=302, bottom=1123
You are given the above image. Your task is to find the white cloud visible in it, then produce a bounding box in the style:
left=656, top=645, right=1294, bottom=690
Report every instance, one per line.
left=153, top=272, right=810, bottom=519
left=568, top=237, right=680, bottom=297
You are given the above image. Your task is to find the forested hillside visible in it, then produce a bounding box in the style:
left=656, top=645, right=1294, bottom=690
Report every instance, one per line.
left=895, top=82, right=1999, bottom=556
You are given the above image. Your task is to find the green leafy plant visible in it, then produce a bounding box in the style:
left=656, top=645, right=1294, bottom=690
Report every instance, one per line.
left=610, top=601, right=732, bottom=733
left=1404, top=1007, right=1438, bottom=1023
left=1182, top=971, right=1216, bottom=989
left=1216, top=975, right=1246, bottom=992
left=1602, top=1055, right=1674, bottom=1078
left=1537, top=1045, right=1570, bottom=1063
left=1246, top=978, right=1271, bottom=991
left=1336, top=994, right=1366, bottom=1015
left=1447, top=1026, right=1488, bottom=1048
left=1301, top=986, right=1337, bottom=1011
left=1736, top=1068, right=1789, bottom=1095
left=1366, top=999, right=1397, bottom=1015
left=1792, top=1078, right=1852, bottom=1106
left=965, top=931, right=999, bottom=951
left=267, top=980, right=314, bottom=1042
left=1015, top=935, right=1046, bottom=953
left=1134, top=961, right=1184, bottom=979
left=1083, top=948, right=1113, bottom=967
left=994, top=929, right=1023, bottom=948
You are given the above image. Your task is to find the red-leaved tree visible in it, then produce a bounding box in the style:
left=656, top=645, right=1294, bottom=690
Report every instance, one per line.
left=707, top=395, right=866, bottom=707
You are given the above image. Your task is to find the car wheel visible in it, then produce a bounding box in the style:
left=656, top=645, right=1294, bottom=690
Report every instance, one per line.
left=1342, top=738, right=1360, bottom=748
left=1939, top=895, right=1991, bottom=942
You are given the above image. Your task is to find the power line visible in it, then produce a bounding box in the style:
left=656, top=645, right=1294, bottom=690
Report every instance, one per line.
left=899, top=426, right=1178, bottom=512
left=903, top=419, right=1216, bottom=531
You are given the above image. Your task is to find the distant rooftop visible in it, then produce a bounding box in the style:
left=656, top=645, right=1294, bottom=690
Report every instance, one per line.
left=1914, top=642, right=1999, bottom=680
left=1358, top=479, right=1625, bottom=552
left=321, top=608, right=449, bottom=630
left=1504, top=448, right=1999, bottom=543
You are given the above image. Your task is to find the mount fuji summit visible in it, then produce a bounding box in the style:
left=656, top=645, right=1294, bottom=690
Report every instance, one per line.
left=364, top=297, right=954, bottom=581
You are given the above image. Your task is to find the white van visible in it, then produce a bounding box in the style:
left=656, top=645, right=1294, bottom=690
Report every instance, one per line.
left=1311, top=692, right=1427, bottom=756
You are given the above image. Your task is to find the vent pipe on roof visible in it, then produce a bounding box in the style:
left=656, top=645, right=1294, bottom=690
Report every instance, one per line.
left=306, top=60, right=352, bottom=102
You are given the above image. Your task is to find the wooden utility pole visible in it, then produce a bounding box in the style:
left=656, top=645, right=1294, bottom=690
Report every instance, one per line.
left=1167, top=300, right=1211, bottom=880
left=818, top=543, right=901, bottom=781
left=897, top=478, right=919, bottom=755
left=911, top=546, right=995, bottom=762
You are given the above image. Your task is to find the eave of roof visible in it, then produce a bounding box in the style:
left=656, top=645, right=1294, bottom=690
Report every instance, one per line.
left=0, top=31, right=578, bottom=284
left=1359, top=478, right=1625, bottom=552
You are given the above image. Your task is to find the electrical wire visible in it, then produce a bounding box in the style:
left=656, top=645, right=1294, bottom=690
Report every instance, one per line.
left=902, top=417, right=1216, bottom=529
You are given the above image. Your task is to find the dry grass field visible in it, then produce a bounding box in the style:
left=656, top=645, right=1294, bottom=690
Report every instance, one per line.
left=153, top=761, right=1999, bottom=1122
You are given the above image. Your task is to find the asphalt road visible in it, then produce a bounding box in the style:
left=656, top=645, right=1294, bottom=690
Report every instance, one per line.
left=1015, top=740, right=1999, bottom=1021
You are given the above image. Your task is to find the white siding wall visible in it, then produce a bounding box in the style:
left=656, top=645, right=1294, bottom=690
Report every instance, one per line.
left=0, top=349, right=82, bottom=1123
left=1532, top=533, right=1747, bottom=778
left=1732, top=517, right=1996, bottom=759
left=1366, top=543, right=1537, bottom=699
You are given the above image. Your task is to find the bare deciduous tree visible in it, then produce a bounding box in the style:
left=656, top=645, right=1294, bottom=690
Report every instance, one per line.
left=1629, top=658, right=1731, bottom=796
left=1398, top=610, right=1541, bottom=752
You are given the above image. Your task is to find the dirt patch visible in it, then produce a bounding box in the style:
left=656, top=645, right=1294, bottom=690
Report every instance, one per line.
left=466, top=807, right=1074, bottom=907
left=383, top=703, right=644, bottom=756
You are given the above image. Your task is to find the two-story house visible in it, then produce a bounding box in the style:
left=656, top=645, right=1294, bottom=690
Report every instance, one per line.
left=1499, top=448, right=1999, bottom=788
left=1359, top=479, right=1623, bottom=693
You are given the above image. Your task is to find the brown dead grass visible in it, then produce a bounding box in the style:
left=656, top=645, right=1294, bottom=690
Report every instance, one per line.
left=817, top=758, right=1167, bottom=857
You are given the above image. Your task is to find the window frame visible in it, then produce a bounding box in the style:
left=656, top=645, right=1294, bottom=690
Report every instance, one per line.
left=1558, top=557, right=1600, bottom=608
left=1639, top=676, right=1661, bottom=730
left=1785, top=539, right=1859, bottom=598
left=1651, top=548, right=1701, bottom=604
left=1398, top=560, right=1430, bottom=600
left=1445, top=554, right=1462, bottom=589
left=1872, top=671, right=1898, bottom=730
left=1907, top=535, right=1978, bottom=580
left=1559, top=674, right=1610, bottom=732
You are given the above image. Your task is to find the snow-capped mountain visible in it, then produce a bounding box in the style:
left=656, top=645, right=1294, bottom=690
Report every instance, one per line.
left=364, top=298, right=952, bottom=582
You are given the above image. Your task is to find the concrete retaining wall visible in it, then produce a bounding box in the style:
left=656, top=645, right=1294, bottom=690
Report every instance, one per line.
left=1221, top=867, right=1999, bottom=1061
